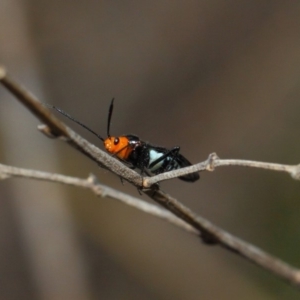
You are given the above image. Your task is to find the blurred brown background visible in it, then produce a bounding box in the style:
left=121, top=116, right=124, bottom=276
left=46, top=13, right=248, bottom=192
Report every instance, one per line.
left=1, top=1, right=300, bottom=299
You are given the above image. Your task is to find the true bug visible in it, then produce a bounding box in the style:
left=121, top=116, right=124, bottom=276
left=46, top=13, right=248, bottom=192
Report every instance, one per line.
left=50, top=99, right=200, bottom=182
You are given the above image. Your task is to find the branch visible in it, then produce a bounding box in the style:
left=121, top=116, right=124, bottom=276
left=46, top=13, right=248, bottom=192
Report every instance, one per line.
left=1, top=65, right=300, bottom=288
left=0, top=163, right=197, bottom=234
left=143, top=153, right=300, bottom=187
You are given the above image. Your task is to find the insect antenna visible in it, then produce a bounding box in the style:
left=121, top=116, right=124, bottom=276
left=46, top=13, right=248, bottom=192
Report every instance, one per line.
left=46, top=104, right=104, bottom=141
left=107, top=98, right=114, bottom=138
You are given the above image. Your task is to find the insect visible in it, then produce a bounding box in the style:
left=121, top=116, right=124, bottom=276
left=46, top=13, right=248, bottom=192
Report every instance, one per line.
left=50, top=99, right=200, bottom=182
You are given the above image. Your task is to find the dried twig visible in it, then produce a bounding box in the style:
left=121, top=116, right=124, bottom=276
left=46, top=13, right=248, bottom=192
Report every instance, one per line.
left=143, top=153, right=300, bottom=187
left=0, top=163, right=196, bottom=234
left=1, top=66, right=300, bottom=288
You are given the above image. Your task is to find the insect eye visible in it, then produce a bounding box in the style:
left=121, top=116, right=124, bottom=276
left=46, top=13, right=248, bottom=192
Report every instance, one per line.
left=114, top=138, right=119, bottom=145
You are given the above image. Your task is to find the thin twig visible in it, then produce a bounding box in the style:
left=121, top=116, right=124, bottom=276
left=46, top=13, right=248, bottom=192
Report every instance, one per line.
left=0, top=163, right=197, bottom=234
left=143, top=153, right=300, bottom=187
left=214, top=158, right=300, bottom=180
left=1, top=65, right=300, bottom=288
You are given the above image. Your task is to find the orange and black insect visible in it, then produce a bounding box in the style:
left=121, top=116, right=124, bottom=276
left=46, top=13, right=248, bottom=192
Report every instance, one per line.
left=50, top=99, right=199, bottom=182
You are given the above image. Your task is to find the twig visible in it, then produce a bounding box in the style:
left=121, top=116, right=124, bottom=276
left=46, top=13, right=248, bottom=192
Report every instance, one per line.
left=0, top=163, right=196, bottom=234
left=1, top=65, right=300, bottom=288
left=143, top=153, right=300, bottom=187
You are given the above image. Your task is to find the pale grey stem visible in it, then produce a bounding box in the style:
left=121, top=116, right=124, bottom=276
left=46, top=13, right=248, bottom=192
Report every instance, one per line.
left=0, top=163, right=197, bottom=235
left=143, top=153, right=300, bottom=187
